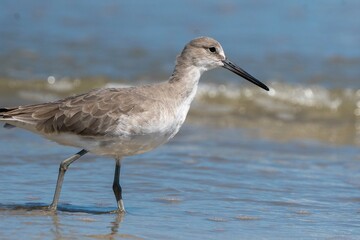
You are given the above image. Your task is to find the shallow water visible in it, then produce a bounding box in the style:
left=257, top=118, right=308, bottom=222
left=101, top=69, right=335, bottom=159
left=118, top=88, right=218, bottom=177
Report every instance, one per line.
left=0, top=0, right=360, bottom=239
left=0, top=125, right=360, bottom=239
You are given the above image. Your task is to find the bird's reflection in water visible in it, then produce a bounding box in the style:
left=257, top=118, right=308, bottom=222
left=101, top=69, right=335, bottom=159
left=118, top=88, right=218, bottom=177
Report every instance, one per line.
left=0, top=203, right=125, bottom=239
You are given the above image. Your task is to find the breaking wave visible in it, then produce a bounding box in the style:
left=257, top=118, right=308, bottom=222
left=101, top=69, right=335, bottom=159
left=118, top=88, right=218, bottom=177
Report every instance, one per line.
left=0, top=77, right=359, bottom=145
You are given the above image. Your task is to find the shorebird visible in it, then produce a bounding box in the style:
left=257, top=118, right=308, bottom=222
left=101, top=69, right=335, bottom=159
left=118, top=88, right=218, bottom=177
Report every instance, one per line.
left=0, top=37, right=269, bottom=213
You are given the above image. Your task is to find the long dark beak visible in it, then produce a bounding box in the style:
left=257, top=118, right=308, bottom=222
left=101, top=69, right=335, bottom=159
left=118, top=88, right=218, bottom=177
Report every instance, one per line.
left=222, top=59, right=269, bottom=91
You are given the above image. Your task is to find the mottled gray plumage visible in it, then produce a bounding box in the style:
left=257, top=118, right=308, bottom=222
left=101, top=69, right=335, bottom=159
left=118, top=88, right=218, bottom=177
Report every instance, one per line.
left=2, top=86, right=168, bottom=137
left=0, top=37, right=269, bottom=212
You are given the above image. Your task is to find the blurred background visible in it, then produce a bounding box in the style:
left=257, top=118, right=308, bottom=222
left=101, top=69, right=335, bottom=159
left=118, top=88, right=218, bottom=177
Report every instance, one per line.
left=0, top=0, right=359, bottom=146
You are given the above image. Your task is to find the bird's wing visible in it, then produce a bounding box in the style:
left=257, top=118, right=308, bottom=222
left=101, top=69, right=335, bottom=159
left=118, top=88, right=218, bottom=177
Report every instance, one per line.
left=0, top=88, right=154, bottom=137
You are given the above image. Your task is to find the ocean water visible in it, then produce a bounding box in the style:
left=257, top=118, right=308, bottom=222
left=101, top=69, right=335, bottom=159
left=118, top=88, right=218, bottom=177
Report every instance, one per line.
left=0, top=1, right=359, bottom=239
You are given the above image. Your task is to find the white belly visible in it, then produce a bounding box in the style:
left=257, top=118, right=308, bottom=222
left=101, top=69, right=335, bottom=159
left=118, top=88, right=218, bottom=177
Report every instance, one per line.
left=45, top=127, right=175, bottom=158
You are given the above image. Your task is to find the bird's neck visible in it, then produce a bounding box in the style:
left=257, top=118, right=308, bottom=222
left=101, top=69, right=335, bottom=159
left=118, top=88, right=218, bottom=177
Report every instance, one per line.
left=167, top=57, right=203, bottom=102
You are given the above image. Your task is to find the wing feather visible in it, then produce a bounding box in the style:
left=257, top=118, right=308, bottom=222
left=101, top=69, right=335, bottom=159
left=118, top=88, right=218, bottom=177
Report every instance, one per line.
left=0, top=87, right=153, bottom=136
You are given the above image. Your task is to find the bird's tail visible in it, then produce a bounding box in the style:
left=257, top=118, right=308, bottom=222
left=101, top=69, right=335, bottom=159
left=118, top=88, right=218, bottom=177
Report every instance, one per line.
left=0, top=107, right=10, bottom=113
left=0, top=107, right=17, bottom=128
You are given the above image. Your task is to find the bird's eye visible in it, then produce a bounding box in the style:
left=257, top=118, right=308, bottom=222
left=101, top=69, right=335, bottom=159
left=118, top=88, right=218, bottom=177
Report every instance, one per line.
left=208, top=47, right=217, bottom=53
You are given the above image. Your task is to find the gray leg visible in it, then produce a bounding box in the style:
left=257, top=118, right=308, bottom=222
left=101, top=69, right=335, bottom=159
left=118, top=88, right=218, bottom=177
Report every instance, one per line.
left=49, top=149, right=88, bottom=211
left=112, top=158, right=125, bottom=212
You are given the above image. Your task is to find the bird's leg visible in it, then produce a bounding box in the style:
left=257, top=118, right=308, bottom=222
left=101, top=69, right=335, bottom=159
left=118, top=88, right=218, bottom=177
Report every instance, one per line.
left=49, top=149, right=88, bottom=211
left=112, top=158, right=125, bottom=212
